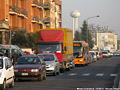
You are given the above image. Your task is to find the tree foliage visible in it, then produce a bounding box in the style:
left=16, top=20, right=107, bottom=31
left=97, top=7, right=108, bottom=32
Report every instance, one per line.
left=74, top=20, right=94, bottom=49
left=74, top=31, right=81, bottom=41
left=11, top=30, right=36, bottom=48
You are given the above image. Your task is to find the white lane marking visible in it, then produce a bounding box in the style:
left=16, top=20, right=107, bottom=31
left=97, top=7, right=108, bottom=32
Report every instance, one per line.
left=82, top=73, right=90, bottom=76
left=96, top=73, right=104, bottom=76
left=110, top=74, right=117, bottom=77
left=69, top=73, right=77, bottom=76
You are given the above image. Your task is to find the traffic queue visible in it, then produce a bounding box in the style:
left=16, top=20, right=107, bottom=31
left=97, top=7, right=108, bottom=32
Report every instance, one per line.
left=0, top=28, right=116, bottom=90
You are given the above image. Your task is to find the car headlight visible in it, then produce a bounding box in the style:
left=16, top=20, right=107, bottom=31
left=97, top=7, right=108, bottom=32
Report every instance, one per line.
left=79, top=60, right=83, bottom=61
left=31, top=69, right=39, bottom=72
left=14, top=69, right=18, bottom=72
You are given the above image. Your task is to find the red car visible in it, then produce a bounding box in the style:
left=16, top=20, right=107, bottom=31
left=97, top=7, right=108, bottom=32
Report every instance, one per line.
left=14, top=55, right=46, bottom=81
left=99, top=52, right=103, bottom=59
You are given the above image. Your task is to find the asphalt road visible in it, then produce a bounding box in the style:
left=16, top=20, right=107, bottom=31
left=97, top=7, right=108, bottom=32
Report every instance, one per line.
left=7, top=56, right=120, bottom=90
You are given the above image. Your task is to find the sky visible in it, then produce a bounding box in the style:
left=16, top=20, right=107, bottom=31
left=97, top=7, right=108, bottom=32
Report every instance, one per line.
left=61, top=0, right=120, bottom=39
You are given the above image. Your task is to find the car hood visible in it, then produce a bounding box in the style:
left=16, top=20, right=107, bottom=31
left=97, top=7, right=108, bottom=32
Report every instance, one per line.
left=14, top=64, right=40, bottom=69
left=45, top=61, right=55, bottom=65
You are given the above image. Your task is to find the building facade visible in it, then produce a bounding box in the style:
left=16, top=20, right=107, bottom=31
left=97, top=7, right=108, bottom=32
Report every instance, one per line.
left=0, top=0, right=62, bottom=44
left=96, top=32, right=117, bottom=52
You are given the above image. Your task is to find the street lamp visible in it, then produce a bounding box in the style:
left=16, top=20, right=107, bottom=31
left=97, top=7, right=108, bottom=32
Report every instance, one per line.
left=86, top=15, right=100, bottom=43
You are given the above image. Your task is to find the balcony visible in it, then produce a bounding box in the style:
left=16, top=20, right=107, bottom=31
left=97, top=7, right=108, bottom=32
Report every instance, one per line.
left=31, top=16, right=39, bottom=23
left=9, top=26, right=26, bottom=32
left=43, top=2, right=51, bottom=10
left=9, top=5, right=19, bottom=15
left=44, top=17, right=51, bottom=24
left=19, top=8, right=28, bottom=18
left=38, top=18, right=44, bottom=24
left=31, top=0, right=38, bottom=7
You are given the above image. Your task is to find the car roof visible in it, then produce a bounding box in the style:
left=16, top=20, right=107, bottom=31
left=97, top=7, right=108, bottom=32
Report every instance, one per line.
left=38, top=53, right=55, bottom=55
left=20, top=55, right=38, bottom=58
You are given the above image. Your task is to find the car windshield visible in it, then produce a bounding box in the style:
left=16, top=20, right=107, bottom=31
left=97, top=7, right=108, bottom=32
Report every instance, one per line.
left=17, top=57, right=40, bottom=64
left=39, top=54, right=54, bottom=61
left=38, top=44, right=61, bottom=53
left=0, top=59, right=3, bottom=69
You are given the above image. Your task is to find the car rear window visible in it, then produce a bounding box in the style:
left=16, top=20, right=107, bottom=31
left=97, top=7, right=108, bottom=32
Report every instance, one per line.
left=17, top=57, right=40, bottom=64
left=0, top=59, right=3, bottom=69
left=39, top=54, right=54, bottom=61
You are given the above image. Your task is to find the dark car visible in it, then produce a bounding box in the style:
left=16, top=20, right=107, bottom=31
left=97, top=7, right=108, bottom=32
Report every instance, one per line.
left=14, top=55, right=46, bottom=81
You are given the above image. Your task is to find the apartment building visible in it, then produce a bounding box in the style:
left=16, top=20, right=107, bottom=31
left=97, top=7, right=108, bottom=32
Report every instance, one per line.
left=0, top=0, right=62, bottom=44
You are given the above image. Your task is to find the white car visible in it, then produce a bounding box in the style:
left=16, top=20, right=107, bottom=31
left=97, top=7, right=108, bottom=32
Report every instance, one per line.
left=102, top=51, right=110, bottom=58
left=0, top=56, right=14, bottom=90
left=89, top=51, right=97, bottom=61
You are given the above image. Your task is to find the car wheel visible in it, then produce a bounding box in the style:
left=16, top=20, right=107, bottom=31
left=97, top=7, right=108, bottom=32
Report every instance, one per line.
left=38, top=73, right=43, bottom=81
left=0, top=80, right=6, bottom=90
left=9, top=78, right=14, bottom=88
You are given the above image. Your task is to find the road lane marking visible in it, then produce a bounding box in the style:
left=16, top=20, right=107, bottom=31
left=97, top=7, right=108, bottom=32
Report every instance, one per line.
left=69, top=73, right=77, bottom=76
left=110, top=74, right=117, bottom=77
left=82, top=73, right=90, bottom=76
left=96, top=73, right=104, bottom=76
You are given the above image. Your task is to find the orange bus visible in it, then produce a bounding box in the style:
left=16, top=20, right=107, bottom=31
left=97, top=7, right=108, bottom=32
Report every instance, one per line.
left=73, top=41, right=89, bottom=65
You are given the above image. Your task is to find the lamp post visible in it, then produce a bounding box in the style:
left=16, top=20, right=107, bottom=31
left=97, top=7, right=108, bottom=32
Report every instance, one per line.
left=86, top=15, right=100, bottom=43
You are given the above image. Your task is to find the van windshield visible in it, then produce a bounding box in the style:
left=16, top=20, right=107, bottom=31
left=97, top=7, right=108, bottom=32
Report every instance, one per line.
left=0, top=59, right=3, bottom=69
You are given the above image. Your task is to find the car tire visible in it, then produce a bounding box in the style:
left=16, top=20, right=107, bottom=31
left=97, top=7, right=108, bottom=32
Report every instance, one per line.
left=38, top=73, right=43, bottom=81
left=0, top=80, right=6, bottom=90
left=9, top=78, right=14, bottom=88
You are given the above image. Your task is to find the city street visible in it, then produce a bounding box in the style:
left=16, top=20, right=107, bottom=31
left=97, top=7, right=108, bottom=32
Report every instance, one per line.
left=7, top=56, right=120, bottom=90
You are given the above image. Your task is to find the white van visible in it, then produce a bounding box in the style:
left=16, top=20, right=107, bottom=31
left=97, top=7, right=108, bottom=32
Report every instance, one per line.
left=0, top=44, right=26, bottom=59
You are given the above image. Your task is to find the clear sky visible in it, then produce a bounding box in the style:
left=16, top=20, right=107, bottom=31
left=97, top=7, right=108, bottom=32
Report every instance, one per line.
left=61, top=0, right=120, bottom=39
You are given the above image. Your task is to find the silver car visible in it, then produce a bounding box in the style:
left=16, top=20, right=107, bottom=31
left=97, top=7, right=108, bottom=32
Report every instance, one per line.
left=38, top=53, right=60, bottom=76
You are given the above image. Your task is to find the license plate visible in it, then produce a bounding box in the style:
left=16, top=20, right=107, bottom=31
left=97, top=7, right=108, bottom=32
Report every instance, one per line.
left=21, top=73, right=28, bottom=76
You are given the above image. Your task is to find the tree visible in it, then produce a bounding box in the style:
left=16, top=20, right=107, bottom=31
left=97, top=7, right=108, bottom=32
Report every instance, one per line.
left=81, top=20, right=88, bottom=42
left=80, top=20, right=94, bottom=49
left=74, top=31, right=81, bottom=41
left=11, top=30, right=36, bottom=48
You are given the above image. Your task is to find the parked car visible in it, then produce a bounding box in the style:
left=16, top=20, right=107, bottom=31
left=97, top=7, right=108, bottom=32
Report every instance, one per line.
left=95, top=51, right=100, bottom=60
left=14, top=55, right=46, bottom=81
left=89, top=52, right=94, bottom=63
left=89, top=51, right=97, bottom=62
left=102, top=51, right=111, bottom=58
left=38, top=53, right=60, bottom=76
left=0, top=56, right=14, bottom=90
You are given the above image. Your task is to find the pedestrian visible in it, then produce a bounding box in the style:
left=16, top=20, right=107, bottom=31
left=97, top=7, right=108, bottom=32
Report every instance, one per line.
left=12, top=51, right=18, bottom=65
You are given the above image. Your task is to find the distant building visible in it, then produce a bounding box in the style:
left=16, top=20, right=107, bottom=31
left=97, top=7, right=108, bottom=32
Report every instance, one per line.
left=97, top=32, right=117, bottom=52
left=89, top=25, right=117, bottom=52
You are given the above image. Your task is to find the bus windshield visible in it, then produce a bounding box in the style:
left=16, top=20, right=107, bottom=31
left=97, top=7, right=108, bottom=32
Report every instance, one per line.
left=73, top=46, right=83, bottom=58
left=38, top=44, right=61, bottom=53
